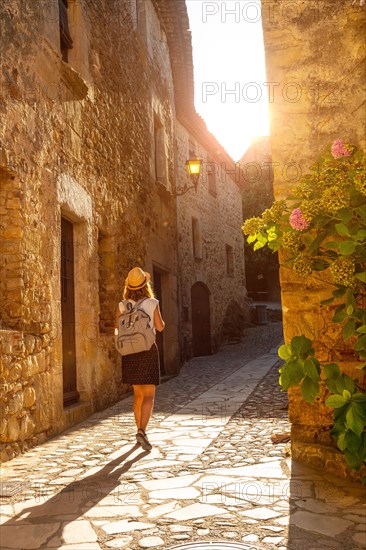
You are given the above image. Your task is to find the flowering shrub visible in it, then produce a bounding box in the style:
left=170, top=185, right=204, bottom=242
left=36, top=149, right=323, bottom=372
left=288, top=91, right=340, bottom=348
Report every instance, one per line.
left=243, top=140, right=366, bottom=475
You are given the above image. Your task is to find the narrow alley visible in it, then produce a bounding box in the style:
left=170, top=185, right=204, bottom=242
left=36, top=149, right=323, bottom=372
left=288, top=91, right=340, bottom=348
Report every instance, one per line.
left=0, top=324, right=365, bottom=550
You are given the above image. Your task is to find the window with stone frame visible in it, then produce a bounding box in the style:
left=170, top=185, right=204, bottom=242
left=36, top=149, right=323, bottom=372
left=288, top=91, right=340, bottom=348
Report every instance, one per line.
left=226, top=244, right=234, bottom=276
left=59, top=0, right=73, bottom=63
left=153, top=115, right=168, bottom=186
left=206, top=157, right=217, bottom=196
left=192, top=217, right=203, bottom=260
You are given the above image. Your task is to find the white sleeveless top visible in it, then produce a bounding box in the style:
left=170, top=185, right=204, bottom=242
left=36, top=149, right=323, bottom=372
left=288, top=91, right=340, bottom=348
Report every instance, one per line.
left=118, top=298, right=159, bottom=333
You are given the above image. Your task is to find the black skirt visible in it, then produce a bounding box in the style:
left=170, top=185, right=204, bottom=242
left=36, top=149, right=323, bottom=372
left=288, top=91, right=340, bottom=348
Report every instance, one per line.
left=121, top=343, right=160, bottom=386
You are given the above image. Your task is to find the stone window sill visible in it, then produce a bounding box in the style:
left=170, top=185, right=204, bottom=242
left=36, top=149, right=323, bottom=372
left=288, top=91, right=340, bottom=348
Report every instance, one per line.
left=60, top=60, right=89, bottom=101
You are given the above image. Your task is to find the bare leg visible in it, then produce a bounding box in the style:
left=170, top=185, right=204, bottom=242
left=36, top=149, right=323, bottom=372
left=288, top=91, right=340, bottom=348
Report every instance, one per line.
left=139, top=385, right=156, bottom=433
left=133, top=385, right=143, bottom=431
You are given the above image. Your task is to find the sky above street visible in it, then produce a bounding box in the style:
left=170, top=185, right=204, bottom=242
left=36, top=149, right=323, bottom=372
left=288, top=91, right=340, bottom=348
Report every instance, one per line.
left=185, top=0, right=270, bottom=161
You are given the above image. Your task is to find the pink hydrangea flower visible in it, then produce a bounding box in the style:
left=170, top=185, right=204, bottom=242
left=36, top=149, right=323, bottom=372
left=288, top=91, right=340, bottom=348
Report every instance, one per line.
left=331, top=139, right=352, bottom=159
left=289, top=208, right=310, bottom=231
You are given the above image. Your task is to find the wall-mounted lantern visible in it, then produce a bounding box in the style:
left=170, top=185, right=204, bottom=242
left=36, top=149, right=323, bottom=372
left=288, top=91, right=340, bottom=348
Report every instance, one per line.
left=174, top=157, right=203, bottom=196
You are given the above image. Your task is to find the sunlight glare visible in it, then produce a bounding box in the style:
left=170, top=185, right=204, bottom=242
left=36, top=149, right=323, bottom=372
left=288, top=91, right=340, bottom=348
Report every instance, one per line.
left=186, top=0, right=270, bottom=161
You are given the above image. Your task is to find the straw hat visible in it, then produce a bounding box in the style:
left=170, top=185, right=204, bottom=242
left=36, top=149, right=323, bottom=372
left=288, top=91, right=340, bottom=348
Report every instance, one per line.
left=125, top=267, right=151, bottom=290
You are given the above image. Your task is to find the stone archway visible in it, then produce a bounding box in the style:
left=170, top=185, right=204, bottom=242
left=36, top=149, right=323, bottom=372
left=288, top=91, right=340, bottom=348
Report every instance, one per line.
left=191, top=282, right=212, bottom=357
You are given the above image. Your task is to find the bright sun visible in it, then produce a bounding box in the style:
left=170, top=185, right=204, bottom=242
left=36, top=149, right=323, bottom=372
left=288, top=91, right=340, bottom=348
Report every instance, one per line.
left=186, top=0, right=270, bottom=161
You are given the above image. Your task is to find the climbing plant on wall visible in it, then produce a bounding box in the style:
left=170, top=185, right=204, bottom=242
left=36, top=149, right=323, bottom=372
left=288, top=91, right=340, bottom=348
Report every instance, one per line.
left=243, top=140, right=366, bottom=475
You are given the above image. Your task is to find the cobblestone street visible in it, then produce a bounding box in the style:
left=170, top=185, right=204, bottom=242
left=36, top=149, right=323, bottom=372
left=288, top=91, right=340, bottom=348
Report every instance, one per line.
left=1, top=323, right=365, bottom=550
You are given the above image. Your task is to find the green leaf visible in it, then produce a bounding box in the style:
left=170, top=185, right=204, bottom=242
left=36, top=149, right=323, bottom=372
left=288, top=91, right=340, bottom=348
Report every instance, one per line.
left=343, top=389, right=352, bottom=400
left=344, top=429, right=363, bottom=453
left=278, top=344, right=292, bottom=361
left=334, top=404, right=348, bottom=424
left=290, top=335, right=313, bottom=356
left=354, top=334, right=366, bottom=352
left=354, top=310, right=366, bottom=323
left=313, top=260, right=329, bottom=271
left=320, top=297, right=335, bottom=306
left=345, top=289, right=357, bottom=309
left=336, top=374, right=355, bottom=395
left=304, top=358, right=320, bottom=382
left=333, top=287, right=346, bottom=298
left=354, top=230, right=366, bottom=242
left=333, top=310, right=347, bottom=323
left=344, top=449, right=362, bottom=470
left=346, top=305, right=354, bottom=316
left=267, top=241, right=280, bottom=252
left=324, top=363, right=341, bottom=378
left=257, top=232, right=268, bottom=243
left=309, top=233, right=326, bottom=254
left=254, top=241, right=265, bottom=251
left=352, top=393, right=366, bottom=403
left=324, top=241, right=339, bottom=250
left=247, top=234, right=257, bottom=244
left=279, top=361, right=305, bottom=391
left=339, top=241, right=356, bottom=255
left=356, top=326, right=366, bottom=334
left=267, top=228, right=277, bottom=242
left=335, top=223, right=350, bottom=236
left=326, top=395, right=348, bottom=408
left=301, top=376, right=320, bottom=404
left=355, top=272, right=366, bottom=283
left=346, top=403, right=366, bottom=436
left=343, top=319, right=356, bottom=340
left=338, top=208, right=353, bottom=224
left=337, top=432, right=347, bottom=451
left=325, top=378, right=339, bottom=394
left=356, top=206, right=366, bottom=221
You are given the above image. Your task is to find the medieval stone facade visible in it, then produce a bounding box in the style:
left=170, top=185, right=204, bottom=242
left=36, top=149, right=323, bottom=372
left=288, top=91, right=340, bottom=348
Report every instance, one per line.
left=261, top=0, right=365, bottom=479
left=176, top=116, right=248, bottom=360
left=0, top=0, right=247, bottom=461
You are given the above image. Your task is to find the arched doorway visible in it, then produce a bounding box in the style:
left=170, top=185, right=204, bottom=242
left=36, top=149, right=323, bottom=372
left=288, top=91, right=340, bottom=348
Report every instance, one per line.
left=191, top=282, right=212, bottom=357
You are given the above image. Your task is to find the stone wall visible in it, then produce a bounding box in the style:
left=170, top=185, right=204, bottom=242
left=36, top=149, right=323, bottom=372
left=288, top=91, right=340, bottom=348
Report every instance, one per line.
left=176, top=120, right=249, bottom=359
left=261, top=0, right=366, bottom=478
left=0, top=0, right=180, bottom=461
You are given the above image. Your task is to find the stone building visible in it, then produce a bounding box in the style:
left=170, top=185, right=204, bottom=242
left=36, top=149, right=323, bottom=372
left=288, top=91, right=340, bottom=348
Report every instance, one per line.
left=261, top=0, right=366, bottom=479
left=0, top=0, right=247, bottom=461
left=176, top=114, right=248, bottom=360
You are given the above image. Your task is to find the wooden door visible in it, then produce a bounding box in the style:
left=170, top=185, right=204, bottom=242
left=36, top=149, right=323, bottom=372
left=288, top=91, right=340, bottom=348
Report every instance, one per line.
left=61, top=217, right=79, bottom=406
left=153, top=269, right=165, bottom=375
left=191, top=282, right=212, bottom=357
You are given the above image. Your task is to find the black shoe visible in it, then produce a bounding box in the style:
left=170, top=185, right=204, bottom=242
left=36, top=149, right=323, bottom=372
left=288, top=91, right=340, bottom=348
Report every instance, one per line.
left=136, top=430, right=152, bottom=451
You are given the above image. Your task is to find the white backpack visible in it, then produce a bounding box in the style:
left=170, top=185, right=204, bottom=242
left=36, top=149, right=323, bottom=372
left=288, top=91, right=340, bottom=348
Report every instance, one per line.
left=115, top=298, right=156, bottom=356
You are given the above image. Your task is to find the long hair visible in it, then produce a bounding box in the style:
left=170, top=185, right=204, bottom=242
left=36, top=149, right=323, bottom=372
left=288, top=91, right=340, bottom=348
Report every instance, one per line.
left=123, top=281, right=155, bottom=301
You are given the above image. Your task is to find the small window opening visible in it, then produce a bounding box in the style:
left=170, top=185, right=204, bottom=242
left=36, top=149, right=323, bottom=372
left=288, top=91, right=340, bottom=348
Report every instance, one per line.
left=59, top=0, right=73, bottom=63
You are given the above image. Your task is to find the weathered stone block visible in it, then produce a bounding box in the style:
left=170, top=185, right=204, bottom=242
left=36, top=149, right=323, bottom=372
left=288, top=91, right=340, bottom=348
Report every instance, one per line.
left=2, top=227, right=23, bottom=239
left=20, top=412, right=35, bottom=440
left=6, top=197, right=21, bottom=209
left=8, top=391, right=24, bottom=415
left=24, top=386, right=36, bottom=408
left=9, top=363, right=22, bottom=381
left=34, top=371, right=55, bottom=431
left=24, top=333, right=35, bottom=354
left=0, top=418, right=7, bottom=436
left=6, top=416, right=20, bottom=442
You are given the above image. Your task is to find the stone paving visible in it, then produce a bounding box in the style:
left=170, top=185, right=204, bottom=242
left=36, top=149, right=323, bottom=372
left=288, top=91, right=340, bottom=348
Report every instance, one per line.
left=1, top=323, right=365, bottom=550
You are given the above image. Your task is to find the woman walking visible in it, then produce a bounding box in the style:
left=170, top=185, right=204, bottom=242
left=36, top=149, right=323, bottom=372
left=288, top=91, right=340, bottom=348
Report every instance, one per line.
left=115, top=267, right=165, bottom=451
